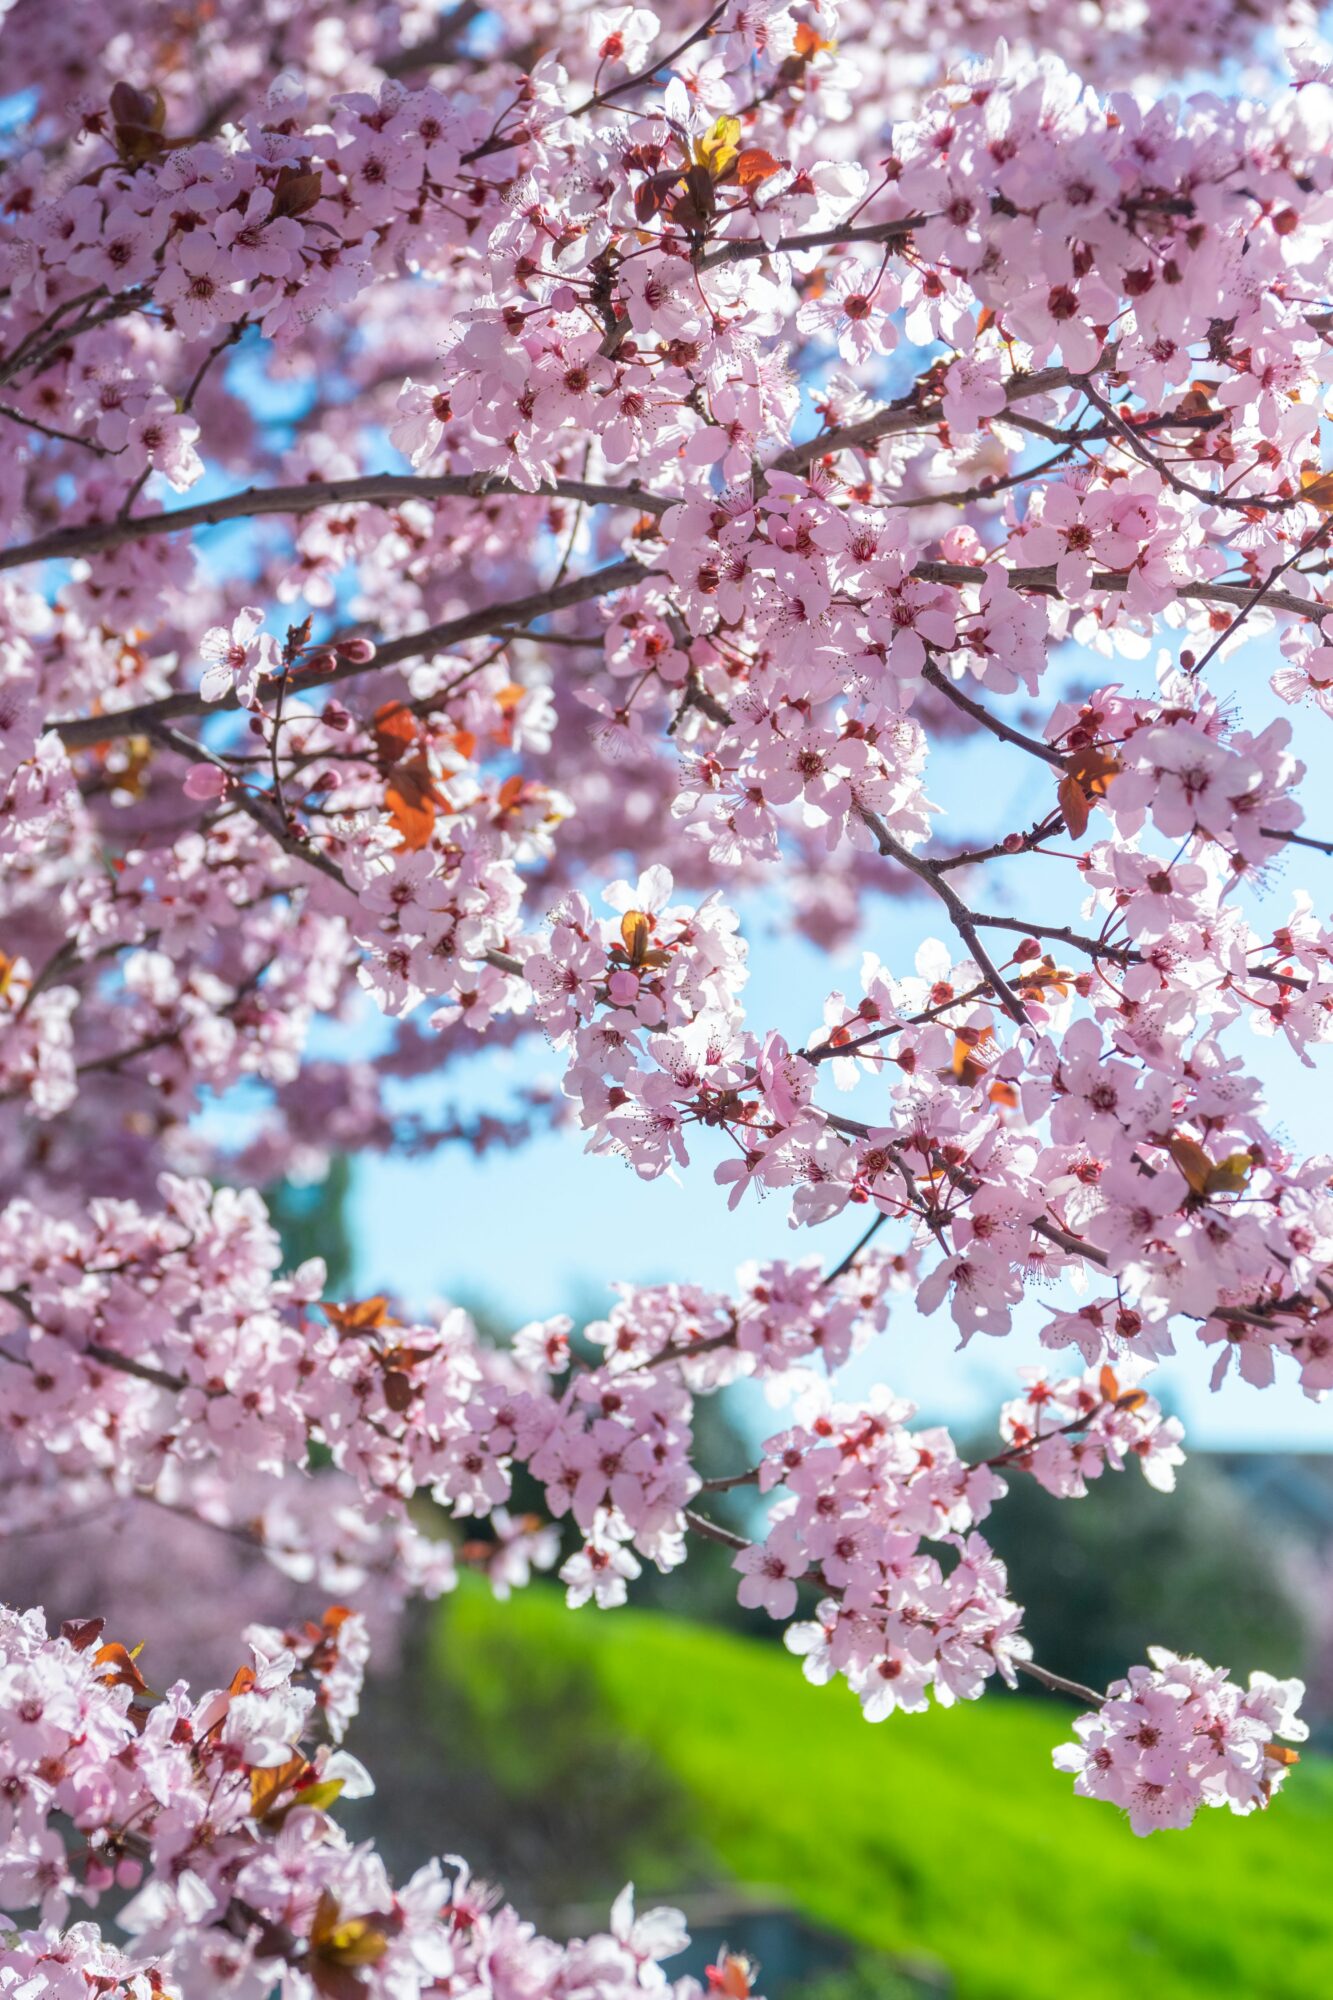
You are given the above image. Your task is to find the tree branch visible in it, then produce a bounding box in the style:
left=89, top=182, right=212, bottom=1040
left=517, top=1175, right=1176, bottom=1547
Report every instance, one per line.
left=854, top=804, right=1030, bottom=1026
left=683, top=1507, right=751, bottom=1553
left=1016, top=1659, right=1105, bottom=1706
left=49, top=556, right=656, bottom=748
left=920, top=659, right=1066, bottom=767
left=4, top=472, right=671, bottom=576
left=770, top=360, right=1092, bottom=474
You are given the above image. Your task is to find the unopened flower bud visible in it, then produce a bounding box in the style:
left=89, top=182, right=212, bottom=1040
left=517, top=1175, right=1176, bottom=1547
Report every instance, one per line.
left=335, top=637, right=377, bottom=665
left=183, top=763, right=229, bottom=802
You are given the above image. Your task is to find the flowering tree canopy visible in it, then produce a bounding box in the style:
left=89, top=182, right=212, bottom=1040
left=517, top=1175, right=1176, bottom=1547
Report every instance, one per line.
left=3, top=0, right=1333, bottom=1985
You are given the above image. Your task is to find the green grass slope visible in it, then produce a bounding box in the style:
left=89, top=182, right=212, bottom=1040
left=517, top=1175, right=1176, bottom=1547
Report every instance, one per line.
left=432, top=1583, right=1333, bottom=2000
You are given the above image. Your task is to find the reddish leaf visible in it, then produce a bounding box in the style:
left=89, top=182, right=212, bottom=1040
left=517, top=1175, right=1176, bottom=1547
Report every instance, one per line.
left=271, top=166, right=323, bottom=218
left=792, top=21, right=833, bottom=55
left=323, top=1296, right=394, bottom=1335
left=93, top=1641, right=149, bottom=1695
left=1167, top=1133, right=1215, bottom=1197
left=371, top=701, right=416, bottom=764
left=1056, top=772, right=1091, bottom=840
left=382, top=1369, right=414, bottom=1413
left=250, top=1753, right=310, bottom=1821
left=61, top=1616, right=105, bottom=1652
left=384, top=763, right=442, bottom=850
left=735, top=147, right=781, bottom=187
left=620, top=910, right=651, bottom=965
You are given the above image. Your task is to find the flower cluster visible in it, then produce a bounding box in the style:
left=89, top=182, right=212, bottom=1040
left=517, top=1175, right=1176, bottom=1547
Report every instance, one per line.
left=1054, top=1649, right=1308, bottom=1834
left=754, top=1366, right=1179, bottom=1721
left=996, top=1363, right=1187, bottom=1498
left=0, top=1599, right=732, bottom=2000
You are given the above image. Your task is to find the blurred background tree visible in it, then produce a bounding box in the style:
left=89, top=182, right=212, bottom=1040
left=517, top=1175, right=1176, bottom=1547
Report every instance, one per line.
left=966, top=1446, right=1310, bottom=1705
left=266, top=1156, right=355, bottom=1293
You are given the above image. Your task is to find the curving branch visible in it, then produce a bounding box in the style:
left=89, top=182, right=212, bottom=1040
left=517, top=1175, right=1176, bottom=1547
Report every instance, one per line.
left=2, top=471, right=672, bottom=576
left=46, top=547, right=1333, bottom=756
left=49, top=556, right=657, bottom=749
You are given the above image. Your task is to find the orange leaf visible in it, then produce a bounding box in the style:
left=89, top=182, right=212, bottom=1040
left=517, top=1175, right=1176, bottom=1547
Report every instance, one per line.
left=385, top=765, right=441, bottom=850
left=310, top=1890, right=392, bottom=1967
left=951, top=1029, right=995, bottom=1086
left=1069, top=746, right=1122, bottom=799
left=1167, top=1133, right=1215, bottom=1197
left=1057, top=772, right=1091, bottom=840
left=1098, top=1363, right=1121, bottom=1403
left=250, top=1754, right=310, bottom=1820
left=1300, top=468, right=1333, bottom=511
left=93, top=1641, right=150, bottom=1696
left=324, top=1295, right=394, bottom=1335
left=496, top=774, right=526, bottom=812
left=620, top=910, right=651, bottom=966
left=1265, top=1743, right=1301, bottom=1766
left=1015, top=953, right=1071, bottom=999
left=371, top=701, right=416, bottom=762
left=793, top=21, right=834, bottom=55
left=707, top=1954, right=757, bottom=2000
left=736, top=147, right=781, bottom=188
left=309, top=1889, right=344, bottom=1951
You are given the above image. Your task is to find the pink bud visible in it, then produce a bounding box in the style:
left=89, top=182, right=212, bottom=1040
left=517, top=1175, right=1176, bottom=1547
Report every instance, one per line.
left=335, top=636, right=377, bottom=665
left=183, top=763, right=230, bottom=802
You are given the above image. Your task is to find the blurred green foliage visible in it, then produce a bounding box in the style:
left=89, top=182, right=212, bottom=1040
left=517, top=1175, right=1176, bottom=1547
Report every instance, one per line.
left=973, top=1448, right=1310, bottom=1698
left=422, top=1580, right=1333, bottom=2000
left=266, top=1156, right=354, bottom=1292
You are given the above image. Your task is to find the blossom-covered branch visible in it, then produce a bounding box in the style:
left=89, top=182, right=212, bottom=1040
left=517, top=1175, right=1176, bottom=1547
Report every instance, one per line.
left=2, top=0, right=1333, bottom=1965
